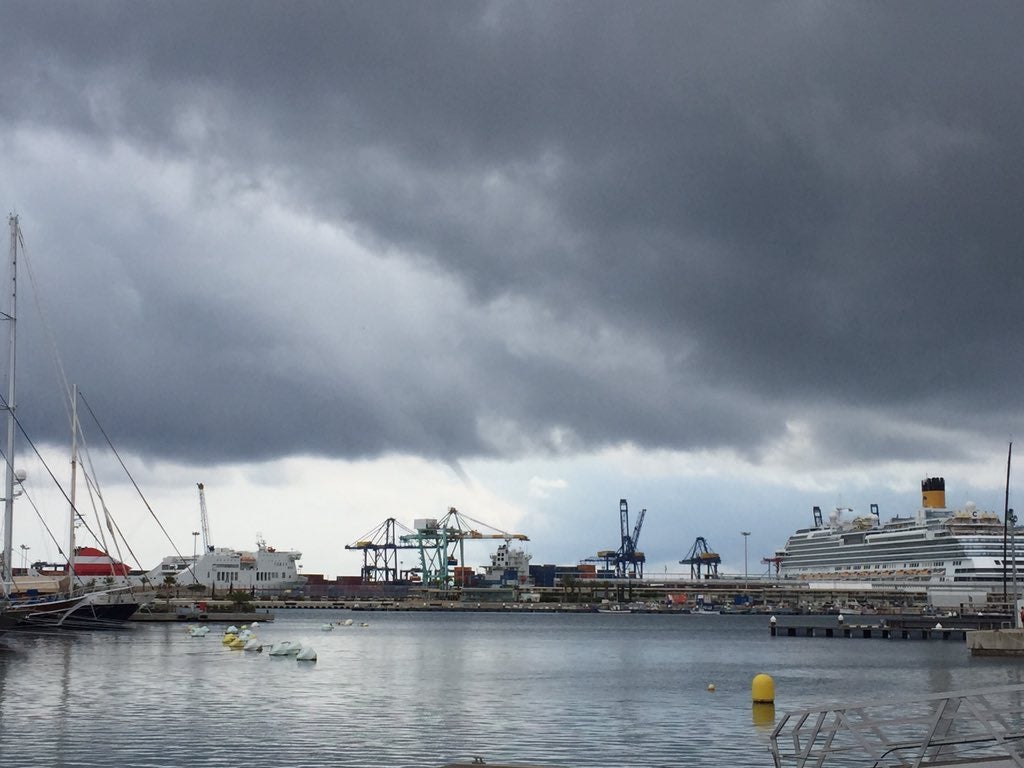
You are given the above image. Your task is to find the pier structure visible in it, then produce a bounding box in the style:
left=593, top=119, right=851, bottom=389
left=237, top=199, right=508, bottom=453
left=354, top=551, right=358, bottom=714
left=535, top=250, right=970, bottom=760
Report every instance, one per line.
left=769, top=621, right=970, bottom=641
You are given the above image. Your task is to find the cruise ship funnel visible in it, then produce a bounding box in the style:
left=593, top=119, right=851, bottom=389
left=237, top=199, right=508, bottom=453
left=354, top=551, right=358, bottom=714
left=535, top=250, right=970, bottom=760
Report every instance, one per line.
left=921, top=476, right=946, bottom=509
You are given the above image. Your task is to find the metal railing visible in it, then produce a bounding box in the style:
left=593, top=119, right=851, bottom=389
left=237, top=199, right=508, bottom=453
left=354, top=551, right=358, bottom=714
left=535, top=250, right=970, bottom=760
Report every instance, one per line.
left=770, top=684, right=1024, bottom=768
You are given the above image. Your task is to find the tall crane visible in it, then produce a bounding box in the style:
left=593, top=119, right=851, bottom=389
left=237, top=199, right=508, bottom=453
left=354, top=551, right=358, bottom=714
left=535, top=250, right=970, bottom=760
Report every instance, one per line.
left=345, top=517, right=421, bottom=583
left=399, top=507, right=528, bottom=589
left=591, top=499, right=646, bottom=578
left=680, top=537, right=720, bottom=579
left=196, top=482, right=214, bottom=552
left=618, top=499, right=646, bottom=578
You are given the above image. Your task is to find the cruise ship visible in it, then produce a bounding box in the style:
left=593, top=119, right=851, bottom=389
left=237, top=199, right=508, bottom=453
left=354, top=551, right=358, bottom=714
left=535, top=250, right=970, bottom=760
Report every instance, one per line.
left=142, top=537, right=305, bottom=595
left=777, top=477, right=1023, bottom=593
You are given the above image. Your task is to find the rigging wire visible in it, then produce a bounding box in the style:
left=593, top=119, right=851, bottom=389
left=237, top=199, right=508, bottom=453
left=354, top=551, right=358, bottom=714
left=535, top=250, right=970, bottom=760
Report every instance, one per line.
left=0, top=390, right=104, bottom=590
left=77, top=390, right=188, bottom=566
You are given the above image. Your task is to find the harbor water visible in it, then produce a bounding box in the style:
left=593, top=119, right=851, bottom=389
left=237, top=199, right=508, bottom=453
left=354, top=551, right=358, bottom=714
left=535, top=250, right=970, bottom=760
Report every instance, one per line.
left=2, top=610, right=1023, bottom=767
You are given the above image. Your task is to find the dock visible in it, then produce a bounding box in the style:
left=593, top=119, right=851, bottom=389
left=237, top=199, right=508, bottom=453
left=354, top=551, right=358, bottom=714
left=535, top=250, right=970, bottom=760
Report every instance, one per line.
left=771, top=622, right=968, bottom=641
left=967, top=628, right=1024, bottom=656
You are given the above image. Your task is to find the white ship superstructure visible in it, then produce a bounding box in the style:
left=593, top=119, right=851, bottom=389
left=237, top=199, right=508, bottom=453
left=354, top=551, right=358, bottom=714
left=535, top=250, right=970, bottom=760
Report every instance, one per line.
left=481, top=542, right=533, bottom=586
left=145, top=537, right=304, bottom=594
left=778, top=477, right=1023, bottom=591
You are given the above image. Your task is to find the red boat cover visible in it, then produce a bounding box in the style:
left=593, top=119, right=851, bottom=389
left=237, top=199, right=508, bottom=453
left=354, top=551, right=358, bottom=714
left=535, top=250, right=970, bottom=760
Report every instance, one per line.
left=73, top=546, right=131, bottom=576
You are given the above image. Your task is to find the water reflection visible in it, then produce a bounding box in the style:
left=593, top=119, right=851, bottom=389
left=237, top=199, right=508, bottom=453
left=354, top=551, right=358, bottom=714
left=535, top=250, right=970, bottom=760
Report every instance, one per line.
left=752, top=702, right=776, bottom=728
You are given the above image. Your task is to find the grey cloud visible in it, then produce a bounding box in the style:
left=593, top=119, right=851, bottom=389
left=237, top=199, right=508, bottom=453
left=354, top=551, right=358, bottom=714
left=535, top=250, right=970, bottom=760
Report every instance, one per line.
left=2, top=2, right=1022, bottom=469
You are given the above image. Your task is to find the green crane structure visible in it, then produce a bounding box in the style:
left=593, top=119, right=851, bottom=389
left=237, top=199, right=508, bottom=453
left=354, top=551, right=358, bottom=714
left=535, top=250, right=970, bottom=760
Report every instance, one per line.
left=399, top=507, right=528, bottom=590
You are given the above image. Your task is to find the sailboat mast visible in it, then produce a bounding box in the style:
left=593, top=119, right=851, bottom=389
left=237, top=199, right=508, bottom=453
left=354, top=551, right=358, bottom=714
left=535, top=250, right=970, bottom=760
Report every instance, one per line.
left=1003, top=441, right=1013, bottom=605
left=68, top=383, right=79, bottom=585
left=2, top=215, right=19, bottom=587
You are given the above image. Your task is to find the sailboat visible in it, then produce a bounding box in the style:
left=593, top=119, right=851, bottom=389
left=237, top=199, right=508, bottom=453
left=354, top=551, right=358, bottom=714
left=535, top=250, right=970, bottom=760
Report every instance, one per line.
left=0, top=214, right=141, bottom=630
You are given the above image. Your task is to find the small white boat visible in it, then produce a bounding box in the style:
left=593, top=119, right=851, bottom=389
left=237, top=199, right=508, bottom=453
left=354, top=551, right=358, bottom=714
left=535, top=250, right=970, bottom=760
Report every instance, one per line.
left=268, top=640, right=295, bottom=656
left=694, top=605, right=722, bottom=615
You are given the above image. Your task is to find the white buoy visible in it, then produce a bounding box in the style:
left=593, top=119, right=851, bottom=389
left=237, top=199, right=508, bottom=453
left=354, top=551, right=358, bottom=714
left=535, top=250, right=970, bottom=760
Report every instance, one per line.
left=320, top=623, right=334, bottom=631
left=341, top=619, right=354, bottom=626
left=296, top=646, right=317, bottom=661
left=226, top=625, right=239, bottom=634
left=243, top=638, right=263, bottom=652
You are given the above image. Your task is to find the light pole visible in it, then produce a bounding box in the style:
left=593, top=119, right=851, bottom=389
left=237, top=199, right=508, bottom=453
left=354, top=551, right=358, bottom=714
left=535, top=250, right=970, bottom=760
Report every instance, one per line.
left=741, top=531, right=751, bottom=583
left=191, top=531, right=200, bottom=583
left=19, top=543, right=29, bottom=569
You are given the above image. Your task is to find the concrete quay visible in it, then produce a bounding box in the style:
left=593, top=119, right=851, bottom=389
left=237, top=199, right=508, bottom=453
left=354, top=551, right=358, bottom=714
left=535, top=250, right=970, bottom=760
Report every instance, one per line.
left=967, top=628, right=1024, bottom=656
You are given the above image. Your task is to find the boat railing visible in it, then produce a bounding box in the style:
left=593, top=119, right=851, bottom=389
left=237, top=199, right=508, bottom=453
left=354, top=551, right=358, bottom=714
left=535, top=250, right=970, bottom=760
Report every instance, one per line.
left=770, top=683, right=1024, bottom=768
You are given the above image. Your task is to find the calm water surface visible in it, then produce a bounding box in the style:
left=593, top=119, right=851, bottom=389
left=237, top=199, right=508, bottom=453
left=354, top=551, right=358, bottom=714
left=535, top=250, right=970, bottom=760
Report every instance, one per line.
left=2, top=610, right=1023, bottom=767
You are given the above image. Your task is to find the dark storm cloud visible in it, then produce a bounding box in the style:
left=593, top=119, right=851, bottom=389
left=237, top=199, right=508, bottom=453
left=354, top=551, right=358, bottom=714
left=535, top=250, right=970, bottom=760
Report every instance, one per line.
left=1, top=2, right=1021, bottom=467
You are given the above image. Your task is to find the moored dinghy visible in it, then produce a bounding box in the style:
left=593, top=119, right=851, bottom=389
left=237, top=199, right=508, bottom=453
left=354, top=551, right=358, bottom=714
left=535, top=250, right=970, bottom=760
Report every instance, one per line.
left=268, top=640, right=295, bottom=656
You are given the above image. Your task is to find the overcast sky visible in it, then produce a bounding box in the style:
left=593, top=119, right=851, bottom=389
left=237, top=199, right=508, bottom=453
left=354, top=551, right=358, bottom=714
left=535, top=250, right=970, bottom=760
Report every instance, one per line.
left=1, top=2, right=1022, bottom=579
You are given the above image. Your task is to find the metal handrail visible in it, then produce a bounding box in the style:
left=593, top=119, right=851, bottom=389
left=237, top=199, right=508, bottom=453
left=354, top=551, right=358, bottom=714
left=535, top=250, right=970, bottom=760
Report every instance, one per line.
left=770, top=684, right=1024, bottom=768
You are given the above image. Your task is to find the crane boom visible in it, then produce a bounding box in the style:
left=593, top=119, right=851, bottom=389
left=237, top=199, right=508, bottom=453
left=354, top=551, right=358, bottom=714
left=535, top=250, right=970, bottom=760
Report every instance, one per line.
left=197, top=482, right=213, bottom=552
left=631, top=507, right=645, bottom=552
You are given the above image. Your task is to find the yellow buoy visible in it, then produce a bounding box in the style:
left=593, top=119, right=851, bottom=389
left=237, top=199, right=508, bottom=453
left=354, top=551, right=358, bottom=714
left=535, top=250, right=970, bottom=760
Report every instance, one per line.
left=752, top=673, right=775, bottom=704
left=707, top=683, right=716, bottom=692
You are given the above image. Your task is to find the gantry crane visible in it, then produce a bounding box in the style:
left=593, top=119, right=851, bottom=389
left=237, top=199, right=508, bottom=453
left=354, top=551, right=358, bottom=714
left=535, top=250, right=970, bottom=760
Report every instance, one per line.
left=196, top=482, right=214, bottom=552
left=399, top=507, right=528, bottom=590
left=680, top=537, right=721, bottom=579
left=762, top=554, right=784, bottom=576
left=345, top=517, right=421, bottom=583
left=588, top=499, right=646, bottom=578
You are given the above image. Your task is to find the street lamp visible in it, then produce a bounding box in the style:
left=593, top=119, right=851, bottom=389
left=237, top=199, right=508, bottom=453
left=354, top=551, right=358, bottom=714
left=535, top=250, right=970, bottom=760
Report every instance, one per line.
left=19, top=543, right=29, bottom=569
left=191, top=531, right=200, bottom=583
left=741, top=531, right=751, bottom=583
